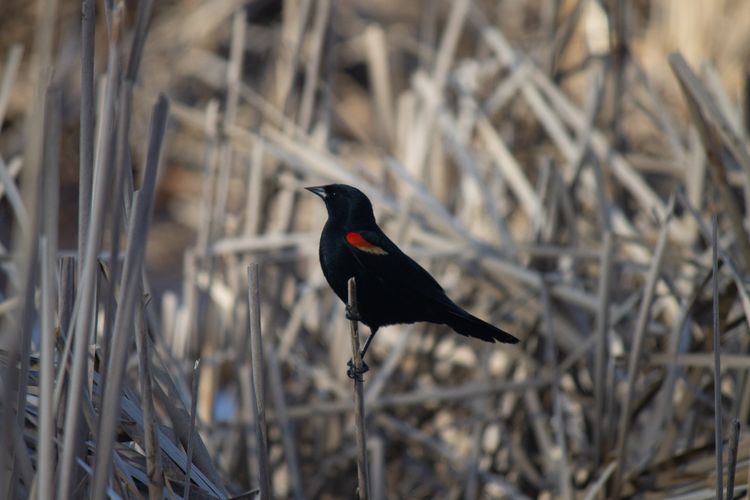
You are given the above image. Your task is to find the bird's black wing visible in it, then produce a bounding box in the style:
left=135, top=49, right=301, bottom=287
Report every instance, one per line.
left=343, top=228, right=449, bottom=301
left=344, top=228, right=518, bottom=344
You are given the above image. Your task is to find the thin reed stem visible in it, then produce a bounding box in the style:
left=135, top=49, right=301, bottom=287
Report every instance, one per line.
left=348, top=277, right=370, bottom=500
left=713, top=216, right=724, bottom=500
left=248, top=264, right=271, bottom=499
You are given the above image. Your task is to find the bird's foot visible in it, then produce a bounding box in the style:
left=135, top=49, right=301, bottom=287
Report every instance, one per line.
left=346, top=358, right=369, bottom=380
left=345, top=305, right=362, bottom=322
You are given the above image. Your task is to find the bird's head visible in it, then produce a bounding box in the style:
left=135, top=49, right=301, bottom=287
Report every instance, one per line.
left=305, top=184, right=376, bottom=227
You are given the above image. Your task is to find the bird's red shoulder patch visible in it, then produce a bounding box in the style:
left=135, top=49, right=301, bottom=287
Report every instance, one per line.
left=345, top=232, right=388, bottom=255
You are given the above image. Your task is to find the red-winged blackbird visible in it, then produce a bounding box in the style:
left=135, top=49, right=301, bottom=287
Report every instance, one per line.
left=306, top=184, right=518, bottom=378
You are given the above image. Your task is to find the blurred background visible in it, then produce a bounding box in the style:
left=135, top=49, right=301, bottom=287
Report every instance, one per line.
left=2, top=0, right=750, bottom=498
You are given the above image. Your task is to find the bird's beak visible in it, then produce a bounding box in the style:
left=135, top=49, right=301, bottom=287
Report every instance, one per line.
left=305, top=186, right=327, bottom=199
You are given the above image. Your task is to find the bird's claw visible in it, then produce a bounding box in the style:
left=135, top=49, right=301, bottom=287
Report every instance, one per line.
left=346, top=358, right=369, bottom=380
left=345, top=305, right=362, bottom=322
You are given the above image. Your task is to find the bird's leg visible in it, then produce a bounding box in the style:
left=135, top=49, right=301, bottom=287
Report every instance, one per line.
left=346, top=359, right=368, bottom=380
left=346, top=327, right=378, bottom=379
left=359, top=327, right=378, bottom=358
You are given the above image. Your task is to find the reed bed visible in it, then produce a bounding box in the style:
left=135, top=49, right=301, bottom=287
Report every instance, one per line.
left=2, top=0, right=750, bottom=498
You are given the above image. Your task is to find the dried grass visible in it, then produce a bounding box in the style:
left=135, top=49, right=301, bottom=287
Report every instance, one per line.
left=1, top=0, right=750, bottom=498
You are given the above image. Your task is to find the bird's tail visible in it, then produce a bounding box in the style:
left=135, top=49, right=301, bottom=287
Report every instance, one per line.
left=442, top=306, right=519, bottom=344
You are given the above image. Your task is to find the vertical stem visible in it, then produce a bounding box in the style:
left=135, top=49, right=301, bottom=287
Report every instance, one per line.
left=184, top=360, right=201, bottom=500
left=593, top=231, right=613, bottom=468
left=78, top=0, right=95, bottom=265
left=90, top=94, right=169, bottom=500
left=239, top=363, right=259, bottom=490
left=369, top=437, right=385, bottom=500
left=135, top=301, right=163, bottom=500
left=0, top=45, right=23, bottom=127
left=348, top=277, right=370, bottom=500
left=125, top=0, right=154, bottom=81
left=609, top=0, right=628, bottom=147
left=38, top=86, right=61, bottom=500
left=58, top=20, right=120, bottom=499
left=726, top=418, right=740, bottom=500
left=5, top=0, right=60, bottom=493
left=100, top=79, right=133, bottom=409
left=541, top=279, right=572, bottom=499
left=713, top=216, right=724, bottom=500
left=38, top=249, right=55, bottom=500
left=611, top=198, right=674, bottom=498
left=265, top=343, right=305, bottom=500
left=248, top=264, right=271, bottom=499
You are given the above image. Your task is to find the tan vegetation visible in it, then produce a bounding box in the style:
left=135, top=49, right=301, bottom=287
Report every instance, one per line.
left=2, top=0, right=750, bottom=498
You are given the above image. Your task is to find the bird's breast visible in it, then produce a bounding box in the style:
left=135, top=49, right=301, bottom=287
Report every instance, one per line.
left=319, top=226, right=357, bottom=302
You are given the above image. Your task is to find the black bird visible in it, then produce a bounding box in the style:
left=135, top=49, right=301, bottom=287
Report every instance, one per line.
left=306, top=184, right=518, bottom=378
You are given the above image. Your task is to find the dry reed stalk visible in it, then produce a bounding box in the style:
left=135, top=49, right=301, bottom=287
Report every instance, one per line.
left=463, top=421, right=482, bottom=500
left=440, top=117, right=517, bottom=254
left=5, top=1, right=750, bottom=497
left=190, top=99, right=220, bottom=419
left=611, top=197, right=674, bottom=498
left=712, top=216, right=724, bottom=500
left=647, top=267, right=714, bottom=467
left=676, top=190, right=750, bottom=331
left=483, top=26, right=684, bottom=257
left=432, top=0, right=469, bottom=89
left=125, top=0, right=155, bottom=81
left=670, top=53, right=750, bottom=268
left=99, top=78, right=134, bottom=401
left=380, top=157, right=466, bottom=241
left=540, top=280, right=573, bottom=499
left=583, top=462, right=617, bottom=500
left=348, top=277, right=370, bottom=500
left=272, top=0, right=313, bottom=113
left=593, top=231, right=614, bottom=467
left=364, top=330, right=411, bottom=406
left=377, top=414, right=527, bottom=499
left=265, top=340, right=305, bottom=500
left=297, top=0, right=330, bottom=132
left=0, top=45, right=23, bottom=131
left=277, top=283, right=322, bottom=359
left=194, top=7, right=249, bottom=426
left=78, top=0, right=95, bottom=265
left=364, top=25, right=395, bottom=147
left=727, top=418, right=740, bottom=499
left=91, top=94, right=169, bottom=500
left=239, top=362, right=259, bottom=486
left=0, top=158, right=22, bottom=233
left=243, top=139, right=265, bottom=237
left=58, top=18, right=120, bottom=497
left=649, top=354, right=750, bottom=370
left=528, top=64, right=669, bottom=226
left=36, top=86, right=61, bottom=500
left=184, top=359, right=201, bottom=500
left=54, top=256, right=76, bottom=411
left=247, top=264, right=271, bottom=499
left=0, top=158, right=28, bottom=232
left=2, top=0, right=59, bottom=495
left=369, top=436, right=385, bottom=500
left=147, top=381, right=225, bottom=496
left=703, top=65, right=745, bottom=141
left=135, top=301, right=163, bottom=499
left=278, top=334, right=595, bottom=421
